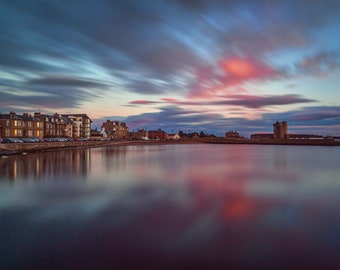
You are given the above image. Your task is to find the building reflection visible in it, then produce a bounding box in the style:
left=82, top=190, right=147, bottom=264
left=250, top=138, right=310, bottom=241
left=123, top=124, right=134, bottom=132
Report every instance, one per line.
left=103, top=146, right=127, bottom=173
left=273, top=146, right=288, bottom=172
left=0, top=149, right=91, bottom=181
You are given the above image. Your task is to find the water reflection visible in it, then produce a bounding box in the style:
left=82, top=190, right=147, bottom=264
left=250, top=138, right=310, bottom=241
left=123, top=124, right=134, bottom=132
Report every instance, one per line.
left=0, top=144, right=340, bottom=269
left=0, top=148, right=92, bottom=181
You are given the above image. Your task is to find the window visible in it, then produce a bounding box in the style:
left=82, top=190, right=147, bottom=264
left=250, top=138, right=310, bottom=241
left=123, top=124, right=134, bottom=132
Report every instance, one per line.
left=13, top=129, right=17, bottom=136
left=5, top=129, right=10, bottom=137
left=6, top=120, right=10, bottom=126
left=18, top=129, right=22, bottom=136
left=14, top=120, right=17, bottom=126
left=28, top=130, right=33, bottom=137
left=28, top=121, right=32, bottom=127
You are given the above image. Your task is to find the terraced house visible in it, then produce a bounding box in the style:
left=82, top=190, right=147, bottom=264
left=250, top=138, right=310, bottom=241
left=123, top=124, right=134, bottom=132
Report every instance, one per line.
left=0, top=111, right=92, bottom=139
left=0, top=112, right=43, bottom=139
left=34, top=113, right=75, bottom=138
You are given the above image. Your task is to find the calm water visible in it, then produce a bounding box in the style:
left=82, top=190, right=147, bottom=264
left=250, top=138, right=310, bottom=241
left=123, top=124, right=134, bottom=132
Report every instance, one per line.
left=1, top=144, right=340, bottom=269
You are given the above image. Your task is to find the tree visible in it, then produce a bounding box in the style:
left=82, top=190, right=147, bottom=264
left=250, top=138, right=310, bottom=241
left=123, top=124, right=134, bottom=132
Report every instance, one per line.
left=199, top=131, right=206, bottom=138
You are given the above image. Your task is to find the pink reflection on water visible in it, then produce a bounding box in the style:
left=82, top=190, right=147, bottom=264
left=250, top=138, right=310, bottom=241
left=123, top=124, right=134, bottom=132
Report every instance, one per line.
left=1, top=145, right=340, bottom=269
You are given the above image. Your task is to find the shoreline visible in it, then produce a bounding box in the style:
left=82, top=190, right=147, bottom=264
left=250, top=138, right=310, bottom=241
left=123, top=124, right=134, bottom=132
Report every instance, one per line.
left=203, top=138, right=340, bottom=146
left=0, top=139, right=200, bottom=156
left=1, top=138, right=339, bottom=156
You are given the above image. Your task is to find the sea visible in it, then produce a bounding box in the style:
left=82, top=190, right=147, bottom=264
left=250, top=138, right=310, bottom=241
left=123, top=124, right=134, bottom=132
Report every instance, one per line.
left=0, top=144, right=339, bottom=269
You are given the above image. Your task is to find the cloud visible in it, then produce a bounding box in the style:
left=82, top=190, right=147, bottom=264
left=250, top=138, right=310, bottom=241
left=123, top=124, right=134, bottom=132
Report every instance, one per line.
left=130, top=100, right=159, bottom=105
left=266, top=106, right=340, bottom=122
left=219, top=57, right=274, bottom=81
left=188, top=56, right=287, bottom=98
left=1, top=0, right=340, bottom=131
left=295, top=51, right=340, bottom=76
left=124, top=105, right=340, bottom=136
left=0, top=83, right=101, bottom=111
left=130, top=94, right=315, bottom=109
left=125, top=106, right=223, bottom=130
left=28, top=76, right=109, bottom=88
left=217, top=94, right=316, bottom=109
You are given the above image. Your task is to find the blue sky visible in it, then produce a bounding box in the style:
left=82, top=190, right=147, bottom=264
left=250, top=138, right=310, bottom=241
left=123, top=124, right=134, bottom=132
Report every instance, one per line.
left=1, top=0, right=340, bottom=137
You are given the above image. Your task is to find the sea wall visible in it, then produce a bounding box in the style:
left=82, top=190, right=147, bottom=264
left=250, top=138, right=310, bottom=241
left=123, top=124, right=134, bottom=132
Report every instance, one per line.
left=1, top=138, right=339, bottom=156
left=0, top=141, right=112, bottom=156
left=0, top=139, right=191, bottom=156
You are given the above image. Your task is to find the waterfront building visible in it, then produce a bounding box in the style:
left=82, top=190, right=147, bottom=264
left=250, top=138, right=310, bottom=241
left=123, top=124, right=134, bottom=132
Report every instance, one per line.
left=130, top=129, right=148, bottom=140
left=90, top=128, right=102, bottom=140
left=225, top=130, right=241, bottom=139
left=148, top=129, right=167, bottom=140
left=0, top=112, right=24, bottom=138
left=0, top=111, right=92, bottom=139
left=62, top=114, right=92, bottom=138
left=289, top=134, right=323, bottom=139
left=60, top=115, right=75, bottom=137
left=0, top=112, right=43, bottom=138
left=22, top=113, right=44, bottom=138
left=34, top=112, right=69, bottom=138
left=250, top=133, right=273, bottom=139
left=167, top=133, right=181, bottom=140
left=101, top=120, right=129, bottom=140
left=273, top=121, right=289, bottom=139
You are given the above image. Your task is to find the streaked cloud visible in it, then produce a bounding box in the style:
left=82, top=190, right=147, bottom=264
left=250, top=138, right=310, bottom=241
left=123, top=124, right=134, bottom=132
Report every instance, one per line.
left=130, top=94, right=315, bottom=109
left=1, top=0, right=340, bottom=135
left=28, top=76, right=109, bottom=88
left=295, top=51, right=340, bottom=76
left=119, top=105, right=340, bottom=137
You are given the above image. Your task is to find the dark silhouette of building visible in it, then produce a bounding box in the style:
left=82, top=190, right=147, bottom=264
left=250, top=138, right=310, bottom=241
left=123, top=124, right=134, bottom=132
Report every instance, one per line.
left=148, top=129, right=167, bottom=139
left=250, top=133, right=273, bottom=139
left=273, top=121, right=289, bottom=139
left=225, top=130, right=241, bottom=138
left=129, top=129, right=148, bottom=140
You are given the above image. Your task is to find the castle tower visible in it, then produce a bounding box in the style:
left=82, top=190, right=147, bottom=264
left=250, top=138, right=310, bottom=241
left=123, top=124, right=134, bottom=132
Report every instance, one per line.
left=273, top=121, right=288, bottom=139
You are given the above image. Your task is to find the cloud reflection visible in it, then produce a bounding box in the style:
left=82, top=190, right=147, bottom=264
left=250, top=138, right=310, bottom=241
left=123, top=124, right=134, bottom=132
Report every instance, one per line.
left=1, top=145, right=340, bottom=269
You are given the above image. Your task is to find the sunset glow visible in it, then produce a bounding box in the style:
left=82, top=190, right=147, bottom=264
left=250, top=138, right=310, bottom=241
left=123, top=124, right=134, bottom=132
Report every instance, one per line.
left=220, top=58, right=260, bottom=79
left=1, top=1, right=340, bottom=136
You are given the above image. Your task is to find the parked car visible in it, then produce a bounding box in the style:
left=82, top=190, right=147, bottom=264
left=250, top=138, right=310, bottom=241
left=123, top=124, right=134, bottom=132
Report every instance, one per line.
left=1, top=138, right=24, bottom=143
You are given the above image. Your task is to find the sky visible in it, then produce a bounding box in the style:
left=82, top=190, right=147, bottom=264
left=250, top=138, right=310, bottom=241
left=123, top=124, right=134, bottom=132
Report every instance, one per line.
left=1, top=0, right=340, bottom=137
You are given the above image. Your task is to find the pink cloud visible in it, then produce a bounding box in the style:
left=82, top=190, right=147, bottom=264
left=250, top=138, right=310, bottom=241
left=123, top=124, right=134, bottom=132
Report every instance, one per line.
left=160, top=98, right=178, bottom=103
left=219, top=57, right=275, bottom=82
left=129, top=92, right=315, bottom=110
left=188, top=56, right=278, bottom=98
